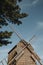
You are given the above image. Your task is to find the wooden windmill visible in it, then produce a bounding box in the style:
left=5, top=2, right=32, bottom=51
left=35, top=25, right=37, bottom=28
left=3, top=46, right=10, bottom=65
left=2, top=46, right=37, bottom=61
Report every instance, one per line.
left=7, top=25, right=43, bottom=65
left=0, top=24, right=43, bottom=65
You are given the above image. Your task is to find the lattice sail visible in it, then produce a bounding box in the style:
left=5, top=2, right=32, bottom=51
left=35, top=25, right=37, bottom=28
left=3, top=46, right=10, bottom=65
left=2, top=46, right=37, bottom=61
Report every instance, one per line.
left=0, top=57, right=8, bottom=65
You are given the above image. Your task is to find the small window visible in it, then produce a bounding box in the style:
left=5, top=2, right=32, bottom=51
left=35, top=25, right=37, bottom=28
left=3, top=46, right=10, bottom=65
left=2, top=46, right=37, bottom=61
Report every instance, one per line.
left=12, top=51, right=17, bottom=59
left=12, top=60, right=16, bottom=65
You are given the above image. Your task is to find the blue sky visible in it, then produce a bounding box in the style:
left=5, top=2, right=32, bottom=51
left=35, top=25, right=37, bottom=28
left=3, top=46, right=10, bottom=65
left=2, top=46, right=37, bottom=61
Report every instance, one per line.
left=0, top=0, right=43, bottom=63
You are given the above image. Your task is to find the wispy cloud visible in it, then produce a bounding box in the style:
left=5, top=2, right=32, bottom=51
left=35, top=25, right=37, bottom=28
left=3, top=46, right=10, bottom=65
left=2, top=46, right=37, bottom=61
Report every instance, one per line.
left=32, top=0, right=39, bottom=5
left=28, top=0, right=39, bottom=7
left=21, top=0, right=39, bottom=7
left=37, top=22, right=43, bottom=29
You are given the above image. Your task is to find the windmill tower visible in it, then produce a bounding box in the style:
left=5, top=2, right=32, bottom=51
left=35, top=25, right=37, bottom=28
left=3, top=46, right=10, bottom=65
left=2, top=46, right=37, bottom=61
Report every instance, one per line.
left=0, top=24, right=43, bottom=65
left=7, top=25, right=42, bottom=65
left=8, top=40, right=42, bottom=65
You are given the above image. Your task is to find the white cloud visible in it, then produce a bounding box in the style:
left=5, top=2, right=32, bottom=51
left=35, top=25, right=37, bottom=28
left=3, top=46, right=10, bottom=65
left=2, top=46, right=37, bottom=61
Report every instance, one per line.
left=37, top=22, right=43, bottom=28
left=28, top=0, right=39, bottom=6
left=21, top=0, right=39, bottom=7
left=32, top=0, right=39, bottom=5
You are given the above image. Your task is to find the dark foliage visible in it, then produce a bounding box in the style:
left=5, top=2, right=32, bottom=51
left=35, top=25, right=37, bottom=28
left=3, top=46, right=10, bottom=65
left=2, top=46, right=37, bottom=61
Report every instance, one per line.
left=0, top=0, right=28, bottom=46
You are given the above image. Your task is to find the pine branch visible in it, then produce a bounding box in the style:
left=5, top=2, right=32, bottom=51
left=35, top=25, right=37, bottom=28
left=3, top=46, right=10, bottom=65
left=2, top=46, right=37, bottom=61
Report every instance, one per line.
left=0, top=0, right=28, bottom=25
left=0, top=40, right=12, bottom=46
left=0, top=31, right=13, bottom=39
left=0, top=0, right=28, bottom=46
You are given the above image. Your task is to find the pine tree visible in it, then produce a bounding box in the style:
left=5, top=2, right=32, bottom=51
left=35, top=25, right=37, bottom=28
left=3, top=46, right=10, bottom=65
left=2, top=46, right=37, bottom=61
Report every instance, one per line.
left=0, top=0, right=28, bottom=46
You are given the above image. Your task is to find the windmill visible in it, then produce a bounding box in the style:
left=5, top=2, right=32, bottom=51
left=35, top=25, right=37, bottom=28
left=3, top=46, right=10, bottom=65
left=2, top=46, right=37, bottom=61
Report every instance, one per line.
left=0, top=23, right=43, bottom=65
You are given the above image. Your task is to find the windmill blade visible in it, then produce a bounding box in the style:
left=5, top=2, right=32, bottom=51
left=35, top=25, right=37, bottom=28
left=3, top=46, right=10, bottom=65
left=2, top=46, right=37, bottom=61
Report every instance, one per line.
left=0, top=56, right=8, bottom=65
left=40, top=59, right=43, bottom=64
left=29, top=35, right=36, bottom=43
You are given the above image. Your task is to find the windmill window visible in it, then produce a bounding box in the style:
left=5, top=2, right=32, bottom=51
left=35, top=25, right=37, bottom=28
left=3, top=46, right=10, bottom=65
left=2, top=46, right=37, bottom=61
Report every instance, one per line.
left=12, top=51, right=17, bottom=59
left=15, top=51, right=24, bottom=61
left=11, top=59, right=16, bottom=65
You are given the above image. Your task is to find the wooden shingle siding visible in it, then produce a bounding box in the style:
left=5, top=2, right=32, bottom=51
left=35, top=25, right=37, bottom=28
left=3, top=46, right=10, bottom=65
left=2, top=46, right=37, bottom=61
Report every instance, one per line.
left=16, top=48, right=36, bottom=65
left=8, top=40, right=41, bottom=65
